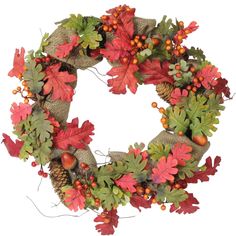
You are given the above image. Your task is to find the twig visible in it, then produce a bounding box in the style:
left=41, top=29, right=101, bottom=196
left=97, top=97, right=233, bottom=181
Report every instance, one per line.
left=26, top=196, right=89, bottom=218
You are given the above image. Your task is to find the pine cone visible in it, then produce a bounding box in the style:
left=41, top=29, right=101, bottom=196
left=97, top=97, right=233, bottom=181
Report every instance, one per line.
left=49, top=160, right=71, bottom=203
left=156, top=83, right=174, bottom=103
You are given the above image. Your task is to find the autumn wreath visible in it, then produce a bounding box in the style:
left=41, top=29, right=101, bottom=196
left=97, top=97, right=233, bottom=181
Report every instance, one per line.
left=2, top=4, right=231, bottom=235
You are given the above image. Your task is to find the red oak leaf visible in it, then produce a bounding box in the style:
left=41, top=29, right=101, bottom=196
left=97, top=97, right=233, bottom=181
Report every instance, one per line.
left=196, top=65, right=221, bottom=89
left=171, top=143, right=192, bottom=166
left=170, top=193, right=199, bottom=214
left=115, top=173, right=137, bottom=193
left=185, top=156, right=221, bottom=183
left=55, top=35, right=80, bottom=58
left=214, top=77, right=231, bottom=98
left=53, top=118, right=94, bottom=150
left=43, top=63, right=77, bottom=102
left=139, top=59, right=174, bottom=85
left=8, top=47, right=25, bottom=78
left=2, top=133, right=24, bottom=157
left=107, top=63, right=139, bottom=94
left=10, top=102, right=32, bottom=125
left=64, top=188, right=85, bottom=211
left=94, top=209, right=119, bottom=235
left=151, top=155, right=178, bottom=184
left=130, top=195, right=152, bottom=212
left=184, top=21, right=199, bottom=33
left=116, top=10, right=135, bottom=39
left=170, top=88, right=188, bottom=105
left=100, top=38, right=131, bottom=62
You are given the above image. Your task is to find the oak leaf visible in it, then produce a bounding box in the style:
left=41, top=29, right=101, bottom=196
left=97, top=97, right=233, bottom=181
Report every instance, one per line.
left=10, top=102, right=32, bottom=125
left=130, top=195, right=152, bottom=212
left=43, top=63, right=77, bottom=101
left=115, top=173, right=137, bottom=193
left=171, top=143, right=192, bottom=166
left=94, top=209, right=119, bottom=235
left=170, top=88, right=188, bottom=105
left=53, top=118, right=94, bottom=150
left=64, top=188, right=85, bottom=211
left=151, top=155, right=178, bottom=184
left=55, top=35, right=80, bottom=58
left=139, top=59, right=174, bottom=85
left=107, top=63, right=139, bottom=94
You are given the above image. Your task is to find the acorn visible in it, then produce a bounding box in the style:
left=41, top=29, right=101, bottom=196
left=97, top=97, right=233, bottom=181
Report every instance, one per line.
left=192, top=134, right=208, bottom=146
left=61, top=152, right=77, bottom=170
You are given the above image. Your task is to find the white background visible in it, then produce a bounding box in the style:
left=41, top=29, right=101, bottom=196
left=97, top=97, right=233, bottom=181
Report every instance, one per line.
left=0, top=0, right=236, bottom=235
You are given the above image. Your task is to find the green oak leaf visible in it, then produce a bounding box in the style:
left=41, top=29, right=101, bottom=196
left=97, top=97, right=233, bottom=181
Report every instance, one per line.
left=207, top=93, right=225, bottom=116
left=187, top=47, right=206, bottom=62
left=190, top=113, right=219, bottom=137
left=167, top=106, right=190, bottom=133
left=186, top=93, right=208, bottom=120
left=148, top=143, right=171, bottom=161
left=156, top=185, right=188, bottom=207
left=31, top=108, right=53, bottom=143
left=178, top=158, right=199, bottom=179
left=33, top=139, right=52, bottom=165
left=23, top=61, right=45, bottom=94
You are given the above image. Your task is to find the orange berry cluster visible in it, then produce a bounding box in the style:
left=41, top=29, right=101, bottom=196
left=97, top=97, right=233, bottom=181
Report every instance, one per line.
left=185, top=67, right=204, bottom=93
left=101, top=5, right=132, bottom=33
left=12, top=80, right=33, bottom=104
left=151, top=102, right=169, bottom=129
left=165, top=38, right=187, bottom=57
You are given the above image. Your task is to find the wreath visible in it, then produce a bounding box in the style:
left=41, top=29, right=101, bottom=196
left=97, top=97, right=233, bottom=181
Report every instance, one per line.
left=2, top=5, right=231, bottom=235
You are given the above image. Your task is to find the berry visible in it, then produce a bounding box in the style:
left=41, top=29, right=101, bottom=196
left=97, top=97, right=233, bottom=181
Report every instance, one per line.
left=159, top=107, right=165, bottom=114
left=95, top=202, right=100, bottom=207
left=108, top=26, right=113, bottom=32
left=161, top=204, right=166, bottom=211
left=176, top=72, right=182, bottom=78
left=163, top=124, right=169, bottom=129
left=161, top=117, right=167, bottom=124
left=198, top=76, right=204, bottom=82
left=190, top=66, right=195, bottom=73
left=143, top=194, right=148, bottom=200
left=186, top=85, right=192, bottom=91
left=83, top=184, right=88, bottom=190
left=151, top=102, right=158, bottom=108
left=152, top=198, right=157, bottom=204
left=45, top=57, right=51, bottom=63
left=89, top=176, right=95, bottom=181
left=165, top=39, right=171, bottom=45
left=112, top=19, right=118, bottom=25
left=180, top=47, right=185, bottom=53
left=86, top=192, right=92, bottom=198
left=102, top=25, right=109, bottom=32
left=31, top=161, right=37, bottom=167
left=113, top=12, right=118, bottom=18
left=132, top=58, right=138, bottom=64
left=24, top=98, right=29, bottom=104
left=113, top=25, right=118, bottom=30
left=192, top=87, right=197, bottom=93
left=173, top=49, right=180, bottom=56
left=178, top=131, right=184, bottom=136
left=74, top=180, right=81, bottom=186
left=35, top=58, right=41, bottom=63
left=136, top=186, right=144, bottom=195
left=151, top=38, right=159, bottom=46
left=130, top=40, right=135, bottom=46
left=17, top=86, right=21, bottom=91
left=101, top=15, right=108, bottom=20
left=175, top=65, right=181, bottom=70
left=80, top=162, right=88, bottom=169
left=12, top=90, right=18, bottom=95
left=27, top=92, right=33, bottom=98
left=174, top=183, right=181, bottom=189
left=145, top=188, right=151, bottom=194
left=137, top=41, right=143, bottom=48
left=22, top=80, right=27, bottom=86
left=166, top=45, right=171, bottom=51
left=43, top=172, right=48, bottom=178
left=91, top=182, right=97, bottom=188
left=134, top=38, right=139, bottom=44
left=193, top=78, right=199, bottom=84
left=38, top=170, right=43, bottom=176
left=177, top=35, right=183, bottom=41
left=141, top=35, right=147, bottom=40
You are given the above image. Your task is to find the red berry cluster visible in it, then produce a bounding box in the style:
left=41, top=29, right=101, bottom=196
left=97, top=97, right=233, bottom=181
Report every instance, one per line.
left=35, top=55, right=51, bottom=64
left=74, top=175, right=100, bottom=208
left=31, top=161, right=48, bottom=178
